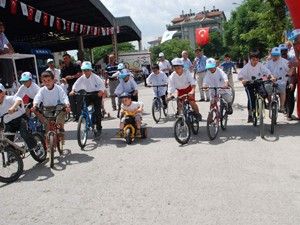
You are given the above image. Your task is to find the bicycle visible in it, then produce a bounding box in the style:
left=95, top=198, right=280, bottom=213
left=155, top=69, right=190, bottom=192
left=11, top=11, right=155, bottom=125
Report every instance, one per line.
left=173, top=94, right=199, bottom=145
left=75, top=90, right=100, bottom=149
left=148, top=85, right=168, bottom=123
left=204, top=87, right=231, bottom=140
left=40, top=105, right=66, bottom=168
left=269, top=77, right=283, bottom=135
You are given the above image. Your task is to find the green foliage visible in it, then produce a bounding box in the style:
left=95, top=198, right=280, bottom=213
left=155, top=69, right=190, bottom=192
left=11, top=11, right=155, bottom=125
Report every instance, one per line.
left=223, top=0, right=291, bottom=59
left=203, top=31, right=225, bottom=59
left=93, top=42, right=135, bottom=63
left=150, top=38, right=195, bottom=63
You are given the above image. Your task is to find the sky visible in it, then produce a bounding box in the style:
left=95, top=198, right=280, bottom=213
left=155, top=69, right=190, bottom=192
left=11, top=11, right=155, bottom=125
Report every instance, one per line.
left=101, top=0, right=243, bottom=49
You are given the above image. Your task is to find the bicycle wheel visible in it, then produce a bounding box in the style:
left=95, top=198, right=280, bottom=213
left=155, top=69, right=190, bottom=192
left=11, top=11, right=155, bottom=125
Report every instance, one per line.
left=48, top=133, right=55, bottom=168
left=174, top=117, right=191, bottom=145
left=152, top=99, right=162, bottom=123
left=30, top=133, right=47, bottom=163
left=206, top=108, right=219, bottom=140
left=270, top=102, right=277, bottom=135
left=125, top=128, right=132, bottom=144
left=189, top=112, right=199, bottom=135
left=77, top=115, right=88, bottom=149
left=258, top=98, right=265, bottom=138
left=220, top=102, right=228, bottom=130
left=0, top=147, right=24, bottom=183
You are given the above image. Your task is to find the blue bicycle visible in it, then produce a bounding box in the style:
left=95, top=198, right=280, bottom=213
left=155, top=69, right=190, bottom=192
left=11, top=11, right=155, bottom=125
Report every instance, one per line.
left=76, top=90, right=99, bottom=149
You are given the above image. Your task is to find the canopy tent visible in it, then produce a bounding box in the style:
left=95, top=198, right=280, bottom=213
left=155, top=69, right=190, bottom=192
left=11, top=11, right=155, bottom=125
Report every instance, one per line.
left=0, top=0, right=141, bottom=52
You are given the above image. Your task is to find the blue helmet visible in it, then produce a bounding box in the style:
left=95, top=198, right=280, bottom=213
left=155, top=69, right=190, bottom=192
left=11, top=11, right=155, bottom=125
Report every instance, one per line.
left=271, top=47, right=281, bottom=57
left=119, top=69, right=130, bottom=80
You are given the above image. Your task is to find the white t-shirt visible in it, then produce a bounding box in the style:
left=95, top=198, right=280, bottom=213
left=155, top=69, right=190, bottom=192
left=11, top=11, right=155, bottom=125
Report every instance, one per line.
left=0, top=96, right=25, bottom=123
left=168, top=70, right=196, bottom=94
left=266, top=57, right=289, bottom=84
left=114, top=77, right=138, bottom=96
left=238, top=62, right=271, bottom=81
left=122, top=101, right=144, bottom=112
left=15, top=82, right=40, bottom=99
left=158, top=60, right=171, bottom=74
left=204, top=68, right=230, bottom=94
left=72, top=73, right=105, bottom=93
left=146, top=72, right=168, bottom=97
left=46, top=67, right=61, bottom=84
left=0, top=33, right=9, bottom=50
left=34, top=84, right=69, bottom=107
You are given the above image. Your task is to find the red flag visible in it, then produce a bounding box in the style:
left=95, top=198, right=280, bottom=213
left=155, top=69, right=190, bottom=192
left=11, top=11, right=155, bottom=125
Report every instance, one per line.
left=97, top=27, right=101, bottom=36
left=285, top=0, right=300, bottom=28
left=90, top=26, right=94, bottom=35
left=66, top=21, right=71, bottom=32
left=56, top=17, right=61, bottom=31
left=10, top=0, right=18, bottom=15
left=82, top=25, right=87, bottom=34
left=74, top=23, right=79, bottom=33
left=27, top=6, right=35, bottom=21
left=43, top=12, right=49, bottom=26
left=195, top=27, right=210, bottom=47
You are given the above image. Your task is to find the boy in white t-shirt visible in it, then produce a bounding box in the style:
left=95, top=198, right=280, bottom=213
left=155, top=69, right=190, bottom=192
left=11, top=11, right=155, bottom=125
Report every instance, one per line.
left=117, top=93, right=144, bottom=138
left=203, top=58, right=233, bottom=114
left=15, top=72, right=40, bottom=103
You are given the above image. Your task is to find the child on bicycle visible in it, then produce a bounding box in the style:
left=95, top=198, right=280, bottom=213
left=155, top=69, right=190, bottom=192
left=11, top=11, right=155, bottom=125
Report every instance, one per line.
left=220, top=54, right=237, bottom=89
left=167, top=58, right=201, bottom=120
left=0, top=83, right=38, bottom=152
left=117, top=92, right=144, bottom=138
left=146, top=64, right=168, bottom=109
left=238, top=51, right=272, bottom=122
left=69, top=61, right=105, bottom=135
left=203, top=58, right=233, bottom=114
left=32, top=71, right=71, bottom=134
left=114, top=69, right=138, bottom=101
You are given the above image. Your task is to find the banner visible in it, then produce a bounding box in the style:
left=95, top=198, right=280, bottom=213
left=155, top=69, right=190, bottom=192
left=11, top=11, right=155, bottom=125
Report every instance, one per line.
left=34, top=10, right=42, bottom=23
left=20, top=2, right=28, bottom=16
left=195, top=27, right=210, bottom=46
left=161, top=30, right=177, bottom=43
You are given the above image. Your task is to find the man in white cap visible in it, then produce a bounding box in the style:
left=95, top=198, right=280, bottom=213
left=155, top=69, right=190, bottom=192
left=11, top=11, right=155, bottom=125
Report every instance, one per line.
left=15, top=72, right=40, bottom=106
left=158, top=52, right=172, bottom=76
left=0, top=83, right=38, bottom=152
left=46, top=58, right=61, bottom=84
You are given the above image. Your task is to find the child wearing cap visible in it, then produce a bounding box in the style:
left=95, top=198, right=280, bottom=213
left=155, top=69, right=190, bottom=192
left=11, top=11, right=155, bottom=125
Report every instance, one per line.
left=265, top=47, right=294, bottom=113
left=0, top=83, right=38, bottom=152
left=203, top=58, right=233, bottom=114
left=158, top=53, right=172, bottom=76
left=168, top=58, right=201, bottom=120
left=46, top=58, right=61, bottom=84
left=114, top=69, right=138, bottom=100
left=69, top=61, right=105, bottom=134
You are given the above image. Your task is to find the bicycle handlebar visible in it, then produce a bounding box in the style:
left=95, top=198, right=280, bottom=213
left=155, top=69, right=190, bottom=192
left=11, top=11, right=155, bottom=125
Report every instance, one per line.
left=148, top=84, right=168, bottom=87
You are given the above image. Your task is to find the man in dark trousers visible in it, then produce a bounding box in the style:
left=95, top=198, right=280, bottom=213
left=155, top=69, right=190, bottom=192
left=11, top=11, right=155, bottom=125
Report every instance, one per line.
left=105, top=54, right=119, bottom=111
left=60, top=53, right=81, bottom=120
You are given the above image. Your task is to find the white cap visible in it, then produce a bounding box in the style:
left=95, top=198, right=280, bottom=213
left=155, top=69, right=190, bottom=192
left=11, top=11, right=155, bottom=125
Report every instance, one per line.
left=0, top=83, right=6, bottom=92
left=159, top=52, right=165, bottom=57
left=171, top=58, right=184, bottom=66
left=205, top=58, right=217, bottom=69
left=47, top=58, right=54, bottom=64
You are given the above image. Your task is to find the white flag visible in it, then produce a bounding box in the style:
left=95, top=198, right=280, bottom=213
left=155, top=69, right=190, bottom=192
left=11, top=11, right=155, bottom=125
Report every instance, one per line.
left=116, top=26, right=120, bottom=34
left=80, top=24, right=83, bottom=34
left=94, top=27, right=97, bottom=36
left=101, top=28, right=106, bottom=36
left=0, top=0, right=6, bottom=8
left=49, top=15, right=55, bottom=27
left=161, top=30, right=177, bottom=43
left=62, top=19, right=66, bottom=30
left=35, top=10, right=42, bottom=23
left=87, top=26, right=90, bottom=34
left=71, top=22, right=75, bottom=32
left=20, top=2, right=28, bottom=16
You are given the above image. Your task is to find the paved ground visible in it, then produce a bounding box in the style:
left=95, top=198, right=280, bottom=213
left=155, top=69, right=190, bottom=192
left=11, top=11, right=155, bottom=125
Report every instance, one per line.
left=1, top=75, right=300, bottom=225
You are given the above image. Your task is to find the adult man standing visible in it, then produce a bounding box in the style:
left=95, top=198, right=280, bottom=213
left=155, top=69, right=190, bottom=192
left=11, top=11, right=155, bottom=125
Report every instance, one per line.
left=46, top=58, right=61, bottom=84
left=181, top=50, right=193, bottom=72
left=0, top=21, right=14, bottom=55
left=105, top=54, right=119, bottom=111
left=60, top=53, right=81, bottom=120
left=158, top=52, right=172, bottom=76
left=193, top=48, right=209, bottom=102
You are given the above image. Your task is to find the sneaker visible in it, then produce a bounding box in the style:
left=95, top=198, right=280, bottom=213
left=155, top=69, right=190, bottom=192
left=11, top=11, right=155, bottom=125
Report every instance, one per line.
left=199, top=99, right=205, bottom=102
left=116, top=130, right=123, bottom=138
left=247, top=115, right=253, bottom=123
left=206, top=99, right=210, bottom=102
left=227, top=105, right=233, bottom=115
left=136, top=129, right=142, bottom=138
left=278, top=108, right=286, bottom=114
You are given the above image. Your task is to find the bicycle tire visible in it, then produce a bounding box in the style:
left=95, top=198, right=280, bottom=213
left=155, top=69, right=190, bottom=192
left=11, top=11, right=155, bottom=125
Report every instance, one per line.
left=30, top=133, right=47, bottom=163
left=49, top=133, right=55, bottom=168
left=174, top=117, right=191, bottom=145
left=189, top=112, right=199, bottom=135
left=258, top=98, right=265, bottom=138
left=77, top=116, right=88, bottom=149
left=220, top=102, right=228, bottom=130
left=206, top=108, right=219, bottom=140
left=125, top=128, right=132, bottom=144
left=0, top=147, right=23, bottom=183
left=152, top=99, right=162, bottom=123
left=270, top=102, right=277, bottom=134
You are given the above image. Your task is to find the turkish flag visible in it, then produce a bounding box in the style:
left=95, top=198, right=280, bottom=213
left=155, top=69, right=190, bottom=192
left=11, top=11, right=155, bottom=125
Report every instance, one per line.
left=27, top=6, right=35, bottom=21
left=195, top=27, right=210, bottom=47
left=90, top=26, right=94, bottom=35
left=74, top=23, right=79, bottom=33
left=82, top=25, right=87, bottom=34
left=66, top=21, right=71, bottom=32
left=43, top=12, right=49, bottom=26
left=285, top=0, right=300, bottom=28
left=56, top=17, right=61, bottom=31
left=10, top=0, right=18, bottom=15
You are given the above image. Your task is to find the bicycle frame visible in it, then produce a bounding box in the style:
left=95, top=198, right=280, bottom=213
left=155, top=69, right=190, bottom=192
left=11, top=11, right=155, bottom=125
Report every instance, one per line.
left=80, top=95, right=94, bottom=131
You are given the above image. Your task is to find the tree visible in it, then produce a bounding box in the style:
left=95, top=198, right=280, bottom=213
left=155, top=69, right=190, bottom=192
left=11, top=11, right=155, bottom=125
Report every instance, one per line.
left=93, top=42, right=135, bottom=63
left=150, top=38, right=195, bottom=63
left=203, top=31, right=225, bottom=58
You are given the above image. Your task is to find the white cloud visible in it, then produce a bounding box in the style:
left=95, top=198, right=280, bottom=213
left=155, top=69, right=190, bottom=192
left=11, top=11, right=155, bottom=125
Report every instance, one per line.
left=101, top=0, right=243, bottom=49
